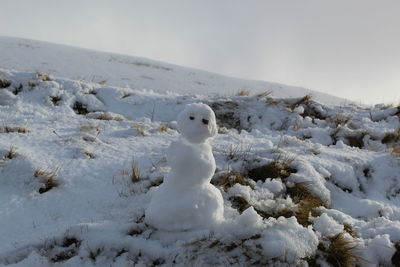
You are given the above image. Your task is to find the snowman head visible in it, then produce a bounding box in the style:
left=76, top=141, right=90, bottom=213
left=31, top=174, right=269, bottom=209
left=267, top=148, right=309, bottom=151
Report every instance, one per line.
left=177, top=103, right=218, bottom=144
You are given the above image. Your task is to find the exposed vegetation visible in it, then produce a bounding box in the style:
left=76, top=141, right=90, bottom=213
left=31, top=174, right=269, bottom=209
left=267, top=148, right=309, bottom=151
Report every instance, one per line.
left=34, top=168, right=59, bottom=194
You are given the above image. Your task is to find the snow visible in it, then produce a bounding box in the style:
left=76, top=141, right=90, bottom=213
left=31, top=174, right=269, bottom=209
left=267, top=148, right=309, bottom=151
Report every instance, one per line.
left=0, top=38, right=400, bottom=266
left=0, top=36, right=348, bottom=105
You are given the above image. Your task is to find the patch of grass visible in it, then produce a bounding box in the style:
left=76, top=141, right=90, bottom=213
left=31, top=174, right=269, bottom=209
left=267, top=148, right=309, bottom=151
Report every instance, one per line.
left=287, top=182, right=327, bottom=226
left=0, top=77, right=11, bottom=88
left=13, top=84, right=23, bottom=95
left=4, top=146, right=18, bottom=159
left=98, top=80, right=107, bottom=85
left=329, top=112, right=351, bottom=128
left=224, top=143, right=252, bottom=162
left=218, top=171, right=250, bottom=191
left=343, top=223, right=358, bottom=238
left=37, top=72, right=52, bottom=81
left=392, top=242, right=400, bottom=267
left=0, top=126, right=29, bottom=134
left=325, top=233, right=359, bottom=267
left=256, top=90, right=272, bottom=98
left=210, top=101, right=241, bottom=130
left=51, top=237, right=81, bottom=263
left=122, top=160, right=141, bottom=183
left=236, top=89, right=250, bottom=96
left=382, top=128, right=400, bottom=144
left=345, top=131, right=368, bottom=149
left=72, top=101, right=89, bottom=115
left=248, top=154, right=296, bottom=182
left=121, top=91, right=133, bottom=98
left=34, top=168, right=59, bottom=194
left=50, top=95, right=62, bottom=106
left=132, top=123, right=147, bottom=136
left=86, top=112, right=124, bottom=121
left=158, top=123, right=171, bottom=133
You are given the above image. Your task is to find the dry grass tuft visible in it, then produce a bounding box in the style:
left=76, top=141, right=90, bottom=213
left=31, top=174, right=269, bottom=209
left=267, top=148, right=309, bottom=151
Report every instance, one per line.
left=325, top=233, right=359, bottom=267
left=218, top=171, right=250, bottom=191
left=345, top=131, right=368, bottom=149
left=121, top=92, right=133, bottom=98
left=225, top=143, right=252, bottom=162
left=37, top=72, right=52, bottom=81
left=236, top=89, right=250, bottom=96
left=285, top=182, right=327, bottom=226
left=4, top=146, right=18, bottom=159
left=343, top=223, right=358, bottom=238
left=158, top=123, right=170, bottom=133
left=122, top=160, right=141, bottom=183
left=248, top=154, right=296, bottom=182
left=86, top=112, right=124, bottom=121
left=392, top=242, right=400, bottom=267
left=50, top=95, right=62, bottom=106
left=382, top=128, right=400, bottom=144
left=34, top=168, right=59, bottom=194
left=0, top=77, right=11, bottom=88
left=0, top=125, right=29, bottom=134
left=210, top=101, right=241, bottom=130
left=256, top=90, right=272, bottom=98
left=72, top=101, right=89, bottom=115
left=132, top=123, right=146, bottom=136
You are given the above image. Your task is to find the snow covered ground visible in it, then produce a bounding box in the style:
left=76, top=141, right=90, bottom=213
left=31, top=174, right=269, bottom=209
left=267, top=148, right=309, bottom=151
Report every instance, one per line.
left=0, top=36, right=348, bottom=105
left=1, top=66, right=399, bottom=266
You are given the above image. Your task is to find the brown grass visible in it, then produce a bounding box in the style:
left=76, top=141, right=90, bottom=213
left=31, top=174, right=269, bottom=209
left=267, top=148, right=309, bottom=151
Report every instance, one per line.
left=4, top=146, right=18, bottom=159
left=132, top=124, right=146, bottom=136
left=392, top=242, right=400, bottom=267
left=50, top=95, right=62, bottom=105
left=343, top=223, right=358, bottom=238
left=248, top=154, right=296, bottom=182
left=34, top=168, right=59, bottom=194
left=87, top=112, right=123, bottom=121
left=256, top=90, right=272, bottom=98
left=218, top=171, right=250, bottom=191
left=0, top=126, right=29, bottom=134
left=325, top=233, right=359, bottom=267
left=37, top=72, right=52, bottom=81
left=72, top=101, right=89, bottom=115
left=287, top=182, right=327, bottom=226
left=122, top=160, right=141, bottom=183
left=158, top=123, right=170, bottom=133
left=236, top=89, right=250, bottom=96
left=0, top=77, right=11, bottom=88
left=382, top=128, right=400, bottom=144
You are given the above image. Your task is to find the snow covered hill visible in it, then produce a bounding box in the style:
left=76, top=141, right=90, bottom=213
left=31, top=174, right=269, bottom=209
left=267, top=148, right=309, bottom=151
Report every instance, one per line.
left=0, top=36, right=347, bottom=105
left=0, top=68, right=399, bottom=266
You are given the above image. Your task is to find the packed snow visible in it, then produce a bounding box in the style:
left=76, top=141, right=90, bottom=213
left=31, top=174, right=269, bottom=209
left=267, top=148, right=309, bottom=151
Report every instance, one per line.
left=0, top=41, right=400, bottom=266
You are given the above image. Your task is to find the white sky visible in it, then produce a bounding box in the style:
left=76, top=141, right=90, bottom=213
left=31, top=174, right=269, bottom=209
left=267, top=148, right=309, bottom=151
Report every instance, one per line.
left=1, top=0, right=400, bottom=104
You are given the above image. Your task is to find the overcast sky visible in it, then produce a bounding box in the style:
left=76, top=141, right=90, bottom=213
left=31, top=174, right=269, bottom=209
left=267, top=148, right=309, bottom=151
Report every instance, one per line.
left=1, top=0, right=400, bottom=104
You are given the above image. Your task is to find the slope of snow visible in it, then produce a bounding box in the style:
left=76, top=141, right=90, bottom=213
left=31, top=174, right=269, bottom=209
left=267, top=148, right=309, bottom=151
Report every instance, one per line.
left=0, top=36, right=347, bottom=105
left=0, top=69, right=399, bottom=266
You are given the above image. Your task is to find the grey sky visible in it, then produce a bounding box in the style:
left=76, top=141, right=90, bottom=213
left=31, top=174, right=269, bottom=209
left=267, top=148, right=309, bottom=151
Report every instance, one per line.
left=1, top=0, right=400, bottom=104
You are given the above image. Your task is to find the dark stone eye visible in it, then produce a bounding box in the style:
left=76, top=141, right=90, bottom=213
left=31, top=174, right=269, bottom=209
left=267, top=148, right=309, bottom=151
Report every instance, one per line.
left=202, top=119, right=209, bottom=125
left=189, top=116, right=195, bottom=120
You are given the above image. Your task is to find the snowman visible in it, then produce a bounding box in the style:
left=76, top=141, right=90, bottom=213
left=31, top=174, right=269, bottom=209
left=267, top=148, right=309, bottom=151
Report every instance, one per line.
left=145, top=103, right=224, bottom=231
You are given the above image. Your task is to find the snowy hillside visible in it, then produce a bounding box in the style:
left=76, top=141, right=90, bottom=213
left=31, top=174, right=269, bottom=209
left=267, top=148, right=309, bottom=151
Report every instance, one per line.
left=0, top=68, right=399, bottom=266
left=0, top=36, right=347, bottom=105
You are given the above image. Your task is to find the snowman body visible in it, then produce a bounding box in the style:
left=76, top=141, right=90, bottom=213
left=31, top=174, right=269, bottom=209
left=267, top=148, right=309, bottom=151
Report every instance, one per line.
left=145, top=103, right=224, bottom=231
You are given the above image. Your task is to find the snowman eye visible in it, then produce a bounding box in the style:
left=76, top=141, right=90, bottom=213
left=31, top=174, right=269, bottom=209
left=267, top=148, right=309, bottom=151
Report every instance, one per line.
left=202, top=119, right=209, bottom=125
left=189, top=116, right=195, bottom=120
